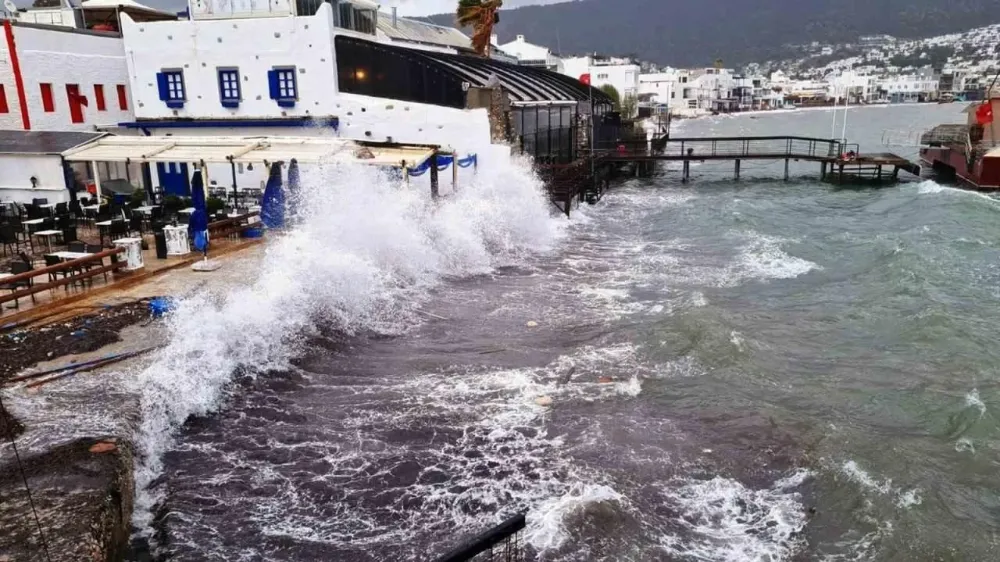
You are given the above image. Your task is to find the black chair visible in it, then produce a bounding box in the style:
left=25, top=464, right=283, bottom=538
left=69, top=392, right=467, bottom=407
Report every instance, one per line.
left=55, top=202, right=68, bottom=215
left=1, top=261, right=36, bottom=309
left=69, top=200, right=83, bottom=218
left=109, top=220, right=129, bottom=243
left=68, top=241, right=86, bottom=253
left=31, top=198, right=48, bottom=206
left=43, top=254, right=69, bottom=286
left=62, top=225, right=78, bottom=244
left=0, top=224, right=25, bottom=256
left=129, top=214, right=144, bottom=237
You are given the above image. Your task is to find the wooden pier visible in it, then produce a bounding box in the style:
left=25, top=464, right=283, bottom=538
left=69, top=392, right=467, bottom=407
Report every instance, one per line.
left=542, top=134, right=921, bottom=216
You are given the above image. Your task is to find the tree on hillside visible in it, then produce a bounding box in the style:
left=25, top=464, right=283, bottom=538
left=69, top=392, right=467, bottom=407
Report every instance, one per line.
left=456, top=0, right=503, bottom=57
left=599, top=84, right=621, bottom=109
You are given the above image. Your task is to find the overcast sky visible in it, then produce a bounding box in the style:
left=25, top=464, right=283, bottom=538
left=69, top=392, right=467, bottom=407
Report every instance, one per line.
left=390, top=0, right=571, bottom=17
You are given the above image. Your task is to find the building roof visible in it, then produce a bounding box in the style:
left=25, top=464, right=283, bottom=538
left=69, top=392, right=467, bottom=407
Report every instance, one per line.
left=79, top=0, right=176, bottom=20
left=378, top=14, right=471, bottom=51
left=0, top=131, right=106, bottom=155
left=338, top=35, right=612, bottom=105
left=61, top=135, right=436, bottom=168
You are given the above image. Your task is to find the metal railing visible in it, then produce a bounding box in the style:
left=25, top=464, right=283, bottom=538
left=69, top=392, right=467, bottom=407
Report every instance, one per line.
left=0, top=248, right=126, bottom=308
left=435, top=513, right=527, bottom=562
left=604, top=135, right=843, bottom=160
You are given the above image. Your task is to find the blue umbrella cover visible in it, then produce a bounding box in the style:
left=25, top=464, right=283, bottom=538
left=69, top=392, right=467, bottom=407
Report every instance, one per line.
left=261, top=162, right=285, bottom=229
left=189, top=169, right=210, bottom=253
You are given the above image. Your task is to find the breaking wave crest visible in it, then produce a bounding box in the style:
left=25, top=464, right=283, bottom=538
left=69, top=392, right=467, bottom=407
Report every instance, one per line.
left=657, top=470, right=811, bottom=561
left=129, top=154, right=563, bottom=536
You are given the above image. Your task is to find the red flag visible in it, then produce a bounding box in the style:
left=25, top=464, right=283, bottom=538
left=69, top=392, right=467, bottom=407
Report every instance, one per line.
left=976, top=102, right=993, bottom=125
left=579, top=73, right=591, bottom=86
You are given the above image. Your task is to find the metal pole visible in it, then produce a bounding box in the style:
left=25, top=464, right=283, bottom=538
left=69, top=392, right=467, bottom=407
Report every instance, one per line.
left=452, top=151, right=458, bottom=192
left=91, top=161, right=103, bottom=201
left=429, top=153, right=439, bottom=199
left=841, top=90, right=850, bottom=143
left=229, top=158, right=239, bottom=210
left=589, top=87, right=595, bottom=193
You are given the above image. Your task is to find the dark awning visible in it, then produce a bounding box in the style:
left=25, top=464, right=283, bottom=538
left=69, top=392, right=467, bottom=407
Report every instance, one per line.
left=0, top=131, right=106, bottom=155
left=335, top=35, right=612, bottom=105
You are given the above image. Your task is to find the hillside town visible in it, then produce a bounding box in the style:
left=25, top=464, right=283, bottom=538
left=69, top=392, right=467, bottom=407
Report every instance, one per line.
left=498, top=24, right=1000, bottom=118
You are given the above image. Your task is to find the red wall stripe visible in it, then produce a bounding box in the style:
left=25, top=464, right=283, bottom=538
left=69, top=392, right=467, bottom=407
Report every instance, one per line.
left=3, top=20, right=30, bottom=130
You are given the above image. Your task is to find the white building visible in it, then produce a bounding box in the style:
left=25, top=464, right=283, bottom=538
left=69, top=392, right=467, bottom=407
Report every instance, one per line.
left=561, top=55, right=640, bottom=101
left=638, top=70, right=677, bottom=107
left=877, top=69, right=939, bottom=103
left=828, top=70, right=878, bottom=103
left=0, top=20, right=134, bottom=132
left=496, top=34, right=562, bottom=72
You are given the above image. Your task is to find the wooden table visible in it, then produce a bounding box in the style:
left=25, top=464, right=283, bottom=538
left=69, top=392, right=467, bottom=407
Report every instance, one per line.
left=135, top=205, right=159, bottom=214
left=33, top=229, right=63, bottom=253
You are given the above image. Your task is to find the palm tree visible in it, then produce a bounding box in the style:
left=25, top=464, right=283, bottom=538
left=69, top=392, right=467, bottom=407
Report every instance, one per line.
left=456, top=0, right=503, bottom=57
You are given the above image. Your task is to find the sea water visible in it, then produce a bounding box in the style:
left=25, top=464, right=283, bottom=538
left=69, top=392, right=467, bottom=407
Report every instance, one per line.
left=132, top=103, right=1000, bottom=561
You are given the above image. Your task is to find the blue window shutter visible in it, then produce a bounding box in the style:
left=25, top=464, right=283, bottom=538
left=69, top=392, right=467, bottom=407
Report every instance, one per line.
left=267, top=70, right=279, bottom=100
left=156, top=72, right=169, bottom=101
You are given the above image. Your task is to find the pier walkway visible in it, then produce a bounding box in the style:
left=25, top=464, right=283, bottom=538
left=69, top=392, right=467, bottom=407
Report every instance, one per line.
left=543, top=134, right=921, bottom=216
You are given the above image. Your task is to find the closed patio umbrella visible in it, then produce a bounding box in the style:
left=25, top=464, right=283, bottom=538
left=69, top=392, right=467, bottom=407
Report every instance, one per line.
left=189, top=169, right=210, bottom=256
left=260, top=162, right=285, bottom=229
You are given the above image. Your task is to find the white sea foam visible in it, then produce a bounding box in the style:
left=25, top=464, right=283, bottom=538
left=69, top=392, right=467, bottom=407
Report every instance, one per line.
left=965, top=388, right=986, bottom=417
left=731, top=231, right=820, bottom=283
left=525, top=483, right=627, bottom=552
left=840, top=461, right=921, bottom=510
left=915, top=180, right=1000, bottom=204
left=129, top=153, right=564, bottom=535
left=657, top=470, right=811, bottom=561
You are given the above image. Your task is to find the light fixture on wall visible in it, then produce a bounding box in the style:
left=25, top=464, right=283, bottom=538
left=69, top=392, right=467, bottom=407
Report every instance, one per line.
left=29, top=176, right=38, bottom=188
left=355, top=69, right=367, bottom=81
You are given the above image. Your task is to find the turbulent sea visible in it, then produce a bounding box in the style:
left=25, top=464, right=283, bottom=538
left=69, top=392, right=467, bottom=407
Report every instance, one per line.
left=132, top=103, right=1000, bottom=561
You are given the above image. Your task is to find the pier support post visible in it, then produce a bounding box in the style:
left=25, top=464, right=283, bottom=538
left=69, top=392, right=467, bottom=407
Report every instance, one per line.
left=430, top=153, right=439, bottom=199
left=838, top=163, right=845, bottom=185
left=877, top=165, right=883, bottom=183
left=820, top=161, right=826, bottom=180
left=784, top=159, right=790, bottom=181
left=682, top=160, right=690, bottom=183
left=735, top=159, right=741, bottom=181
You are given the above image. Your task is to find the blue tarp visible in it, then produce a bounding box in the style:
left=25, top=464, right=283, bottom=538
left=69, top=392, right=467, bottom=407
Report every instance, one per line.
left=189, top=170, right=210, bottom=253
left=408, top=154, right=477, bottom=176
left=261, top=162, right=285, bottom=229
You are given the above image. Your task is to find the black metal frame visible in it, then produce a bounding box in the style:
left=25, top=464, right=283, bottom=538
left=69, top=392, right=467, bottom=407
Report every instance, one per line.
left=435, top=513, right=527, bottom=562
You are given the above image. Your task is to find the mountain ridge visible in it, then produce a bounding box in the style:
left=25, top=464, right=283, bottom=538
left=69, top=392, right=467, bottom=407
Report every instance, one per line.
left=423, top=0, right=1000, bottom=67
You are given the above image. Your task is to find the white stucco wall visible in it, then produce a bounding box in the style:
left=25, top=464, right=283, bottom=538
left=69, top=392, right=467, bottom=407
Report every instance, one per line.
left=0, top=24, right=133, bottom=131
left=639, top=72, right=676, bottom=105
left=0, top=154, right=70, bottom=204
left=122, top=6, right=339, bottom=121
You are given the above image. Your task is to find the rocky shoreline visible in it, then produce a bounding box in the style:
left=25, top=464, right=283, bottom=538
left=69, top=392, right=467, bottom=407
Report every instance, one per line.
left=1, top=301, right=152, bottom=562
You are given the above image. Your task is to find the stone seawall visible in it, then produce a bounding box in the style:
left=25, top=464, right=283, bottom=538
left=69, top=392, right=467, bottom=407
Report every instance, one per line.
left=0, top=437, right=135, bottom=562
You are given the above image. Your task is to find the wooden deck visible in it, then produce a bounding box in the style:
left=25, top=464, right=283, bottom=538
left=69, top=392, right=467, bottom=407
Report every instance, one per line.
left=1, top=234, right=262, bottom=327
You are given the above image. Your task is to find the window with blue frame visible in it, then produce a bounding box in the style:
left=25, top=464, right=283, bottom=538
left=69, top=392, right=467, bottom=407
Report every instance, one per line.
left=155, top=70, right=186, bottom=108
left=218, top=68, right=241, bottom=108
left=268, top=67, right=298, bottom=107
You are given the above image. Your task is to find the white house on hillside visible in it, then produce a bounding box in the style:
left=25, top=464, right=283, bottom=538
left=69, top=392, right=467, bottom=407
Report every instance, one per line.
left=497, top=34, right=562, bottom=72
